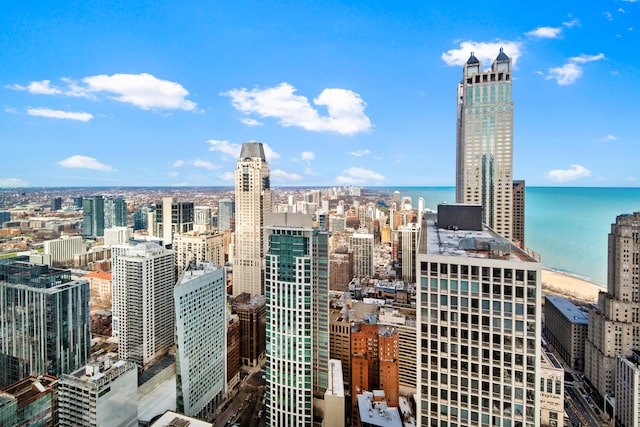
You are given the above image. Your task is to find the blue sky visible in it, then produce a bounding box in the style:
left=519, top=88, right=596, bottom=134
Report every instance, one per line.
left=1, top=0, right=638, bottom=188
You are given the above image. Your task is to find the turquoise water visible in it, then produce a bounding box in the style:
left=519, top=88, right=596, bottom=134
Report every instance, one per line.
left=372, top=186, right=640, bottom=285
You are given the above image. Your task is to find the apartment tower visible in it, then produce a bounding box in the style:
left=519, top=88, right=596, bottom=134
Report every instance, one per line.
left=234, top=141, right=272, bottom=296
left=264, top=213, right=329, bottom=426
left=456, top=49, right=514, bottom=240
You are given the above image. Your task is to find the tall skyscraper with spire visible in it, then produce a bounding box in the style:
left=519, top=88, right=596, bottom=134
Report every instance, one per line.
left=456, top=48, right=513, bottom=240
left=233, top=141, right=272, bottom=296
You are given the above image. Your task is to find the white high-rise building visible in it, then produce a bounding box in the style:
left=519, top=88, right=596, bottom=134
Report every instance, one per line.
left=194, top=206, right=212, bottom=232
left=350, top=232, right=374, bottom=278
left=173, top=231, right=225, bottom=272
left=264, top=213, right=329, bottom=426
left=43, top=235, right=83, bottom=265
left=417, top=205, right=541, bottom=426
left=111, top=242, right=174, bottom=368
left=456, top=49, right=514, bottom=240
left=104, top=227, right=132, bottom=247
left=174, top=262, right=227, bottom=418
left=233, top=141, right=272, bottom=296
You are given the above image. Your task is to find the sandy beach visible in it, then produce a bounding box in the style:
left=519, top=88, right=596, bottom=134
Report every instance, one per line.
left=541, top=269, right=604, bottom=303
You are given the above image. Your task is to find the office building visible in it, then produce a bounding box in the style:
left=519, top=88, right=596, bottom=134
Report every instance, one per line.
left=456, top=49, right=514, bottom=240
left=134, top=204, right=154, bottom=231
left=83, top=196, right=105, bottom=237
left=51, top=197, right=62, bottom=211
left=0, top=257, right=90, bottom=387
left=152, top=197, right=194, bottom=246
left=227, top=314, right=241, bottom=390
left=104, top=196, right=127, bottom=229
left=43, top=235, right=83, bottom=266
left=417, top=205, right=541, bottom=426
left=57, top=357, right=138, bottom=427
left=194, top=205, right=212, bottom=232
left=264, top=213, right=329, bottom=426
left=330, top=250, right=354, bottom=292
left=512, top=180, right=525, bottom=247
left=616, top=350, right=640, bottom=427
left=104, top=226, right=132, bottom=247
left=397, top=222, right=420, bottom=283
left=539, top=350, right=565, bottom=427
left=235, top=293, right=267, bottom=367
left=586, top=212, right=640, bottom=399
left=543, top=296, right=588, bottom=371
left=0, top=211, right=10, bottom=226
left=174, top=262, right=227, bottom=418
left=0, top=374, right=57, bottom=426
left=173, top=231, right=225, bottom=273
left=234, top=141, right=272, bottom=296
left=217, top=198, right=235, bottom=232
left=350, top=232, right=374, bottom=278
left=111, top=242, right=174, bottom=368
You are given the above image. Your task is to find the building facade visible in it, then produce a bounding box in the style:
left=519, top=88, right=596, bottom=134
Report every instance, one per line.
left=104, top=196, right=128, bottom=229
left=543, top=296, right=588, bottom=371
left=111, top=242, right=175, bottom=368
left=350, top=232, right=374, bottom=278
left=456, top=49, right=514, bottom=240
left=173, top=231, right=225, bottom=273
left=193, top=206, right=212, bottom=232
left=43, top=235, right=83, bottom=266
left=234, top=142, right=272, bottom=296
left=0, top=257, right=90, bottom=387
left=153, top=197, right=194, bottom=246
left=397, top=223, right=420, bottom=284
left=235, top=293, right=267, bottom=367
left=82, top=196, right=105, bottom=237
left=217, top=198, right=235, bottom=232
left=174, top=262, right=227, bottom=418
left=417, top=206, right=541, bottom=426
left=264, top=213, right=329, bottom=426
left=512, top=180, right=525, bottom=247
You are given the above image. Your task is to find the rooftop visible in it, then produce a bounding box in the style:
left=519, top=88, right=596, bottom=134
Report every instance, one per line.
left=356, top=391, right=402, bottom=427
left=177, top=262, right=220, bottom=286
left=325, top=359, right=344, bottom=397
left=545, top=295, right=589, bottom=324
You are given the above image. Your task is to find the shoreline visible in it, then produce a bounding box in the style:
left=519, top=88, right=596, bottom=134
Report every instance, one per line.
left=541, top=268, right=604, bottom=303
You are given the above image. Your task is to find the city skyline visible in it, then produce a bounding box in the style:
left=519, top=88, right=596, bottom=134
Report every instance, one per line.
left=1, top=1, right=638, bottom=188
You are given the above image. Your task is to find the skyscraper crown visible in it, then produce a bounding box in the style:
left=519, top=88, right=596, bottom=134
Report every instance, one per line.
left=239, top=141, right=266, bottom=160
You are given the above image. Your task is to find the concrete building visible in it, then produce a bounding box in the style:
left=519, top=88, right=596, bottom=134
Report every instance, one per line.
left=543, top=296, right=588, bottom=371
left=456, top=49, right=514, bottom=240
left=264, top=213, right=329, bottom=426
left=82, top=196, right=105, bottom=237
left=616, top=350, right=640, bottom=427
left=152, top=197, right=194, bottom=247
left=330, top=250, right=354, bottom=291
left=174, top=262, right=227, bottom=418
left=512, top=180, right=525, bottom=247
left=111, top=242, right=174, bottom=368
left=194, top=205, right=212, bottom=232
left=0, top=257, right=90, bottom=387
left=57, top=357, right=138, bottom=427
left=0, top=374, right=57, bottom=427
left=330, top=309, right=353, bottom=389
left=173, top=231, right=225, bottom=273
left=227, top=313, right=241, bottom=390
left=217, top=198, right=235, bottom=232
left=355, top=391, right=403, bottom=427
left=397, top=223, right=420, bottom=284
left=43, top=234, right=83, bottom=265
left=350, top=232, right=374, bottom=278
left=234, top=141, right=272, bottom=296
left=417, top=205, right=541, bottom=426
left=324, top=359, right=346, bottom=427
left=539, top=350, right=565, bottom=427
left=235, top=293, right=267, bottom=367
left=378, top=307, right=417, bottom=394
left=104, top=196, right=127, bottom=229
left=84, top=270, right=113, bottom=311
left=585, top=212, right=640, bottom=399
left=150, top=411, right=213, bottom=427
left=104, top=226, right=132, bottom=247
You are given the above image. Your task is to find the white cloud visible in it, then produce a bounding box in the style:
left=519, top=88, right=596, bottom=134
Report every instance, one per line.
left=350, top=149, right=370, bottom=157
left=221, top=171, right=235, bottom=181
left=207, top=139, right=280, bottom=160
left=82, top=73, right=196, bottom=110
left=598, top=134, right=618, bottom=142
left=441, top=41, right=522, bottom=68
left=23, top=80, right=62, bottom=95
left=563, top=18, right=580, bottom=28
left=222, top=82, right=372, bottom=135
left=526, top=26, right=562, bottom=39
left=58, top=155, right=113, bottom=171
left=173, top=160, right=185, bottom=167
left=304, top=168, right=318, bottom=176
left=546, top=53, right=605, bottom=85
left=336, top=167, right=385, bottom=185
left=545, top=164, right=591, bottom=182
left=604, top=11, right=613, bottom=21
left=193, top=159, right=218, bottom=170
left=0, top=178, right=28, bottom=187
left=301, top=151, right=315, bottom=161
left=27, top=108, right=93, bottom=122
left=271, top=169, right=303, bottom=181
left=241, top=118, right=263, bottom=126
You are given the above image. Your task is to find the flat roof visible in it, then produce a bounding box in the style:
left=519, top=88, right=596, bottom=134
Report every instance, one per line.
left=545, top=295, right=589, bottom=324
left=424, top=220, right=537, bottom=263
left=356, top=392, right=402, bottom=427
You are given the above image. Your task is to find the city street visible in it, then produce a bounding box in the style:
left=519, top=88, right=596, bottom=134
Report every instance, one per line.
left=212, top=369, right=266, bottom=427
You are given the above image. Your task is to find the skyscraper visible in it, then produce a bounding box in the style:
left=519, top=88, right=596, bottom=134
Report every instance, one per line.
left=104, top=196, right=128, bottom=229
left=217, top=198, right=235, bottom=232
left=234, top=141, right=272, bottom=296
left=156, top=197, right=194, bottom=247
left=397, top=222, right=420, bottom=283
left=111, top=242, right=175, bottom=368
left=174, top=262, right=227, bottom=418
left=585, top=212, right=640, bottom=400
left=264, top=213, right=329, bottom=426
left=417, top=205, right=541, bottom=426
left=173, top=231, right=225, bottom=272
left=456, top=48, right=514, bottom=240
left=193, top=205, right=212, bottom=232
left=0, top=257, right=90, bottom=387
left=82, top=196, right=105, bottom=237
left=350, top=232, right=374, bottom=278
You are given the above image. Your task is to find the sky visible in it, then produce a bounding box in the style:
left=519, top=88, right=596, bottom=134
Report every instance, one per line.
left=1, top=0, right=638, bottom=188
